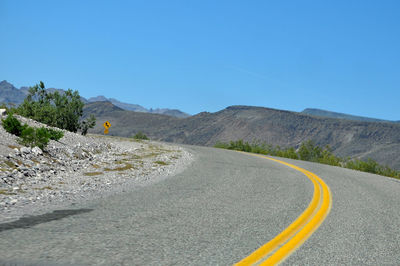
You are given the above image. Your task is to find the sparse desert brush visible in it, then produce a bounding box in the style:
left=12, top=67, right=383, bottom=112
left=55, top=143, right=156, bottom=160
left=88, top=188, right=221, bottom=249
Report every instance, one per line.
left=132, top=131, right=149, bottom=140
left=215, top=139, right=400, bottom=179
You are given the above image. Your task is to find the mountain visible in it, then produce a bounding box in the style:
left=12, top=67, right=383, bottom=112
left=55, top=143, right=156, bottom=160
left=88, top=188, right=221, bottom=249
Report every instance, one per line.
left=83, top=101, right=124, bottom=117
left=0, top=80, right=29, bottom=105
left=83, top=103, right=400, bottom=170
left=88, top=96, right=148, bottom=112
left=0, top=80, right=89, bottom=105
left=149, top=108, right=191, bottom=118
left=302, top=108, right=397, bottom=123
left=0, top=80, right=188, bottom=117
left=87, top=95, right=189, bottom=117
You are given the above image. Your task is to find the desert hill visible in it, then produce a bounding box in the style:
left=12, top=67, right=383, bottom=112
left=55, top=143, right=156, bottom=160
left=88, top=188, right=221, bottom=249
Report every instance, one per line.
left=84, top=103, right=400, bottom=170
left=302, top=108, right=398, bottom=123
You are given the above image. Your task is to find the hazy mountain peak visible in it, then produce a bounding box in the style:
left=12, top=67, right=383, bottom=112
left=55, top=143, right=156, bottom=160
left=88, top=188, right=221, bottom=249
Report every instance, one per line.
left=87, top=95, right=190, bottom=118
left=88, top=95, right=109, bottom=102
left=0, top=80, right=29, bottom=105
left=0, top=80, right=11, bottom=85
left=0, top=80, right=16, bottom=90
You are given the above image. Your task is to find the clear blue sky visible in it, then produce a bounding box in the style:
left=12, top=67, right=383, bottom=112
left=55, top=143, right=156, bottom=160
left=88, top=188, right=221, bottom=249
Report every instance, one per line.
left=1, top=0, right=399, bottom=119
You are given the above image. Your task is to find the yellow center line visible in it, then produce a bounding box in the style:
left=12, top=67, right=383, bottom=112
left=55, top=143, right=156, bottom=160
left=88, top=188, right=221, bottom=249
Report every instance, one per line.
left=235, top=153, right=332, bottom=265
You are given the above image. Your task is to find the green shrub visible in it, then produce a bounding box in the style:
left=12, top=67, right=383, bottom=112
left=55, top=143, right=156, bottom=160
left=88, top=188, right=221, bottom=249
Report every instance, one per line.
left=46, top=128, right=64, bottom=141
left=281, top=147, right=299, bottom=160
left=298, top=140, right=322, bottom=162
left=3, top=114, right=63, bottom=150
left=19, top=126, right=50, bottom=150
left=1, top=114, right=27, bottom=136
left=214, top=141, right=230, bottom=149
left=18, top=127, right=62, bottom=150
left=345, top=158, right=381, bottom=175
left=133, top=131, right=149, bottom=140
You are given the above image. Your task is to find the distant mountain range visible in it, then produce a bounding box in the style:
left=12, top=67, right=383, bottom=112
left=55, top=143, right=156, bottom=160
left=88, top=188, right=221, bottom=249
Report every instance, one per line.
left=302, top=108, right=399, bottom=123
left=86, top=95, right=189, bottom=118
left=83, top=102, right=400, bottom=170
left=0, top=80, right=30, bottom=105
left=0, top=80, right=189, bottom=118
left=2, top=79, right=400, bottom=169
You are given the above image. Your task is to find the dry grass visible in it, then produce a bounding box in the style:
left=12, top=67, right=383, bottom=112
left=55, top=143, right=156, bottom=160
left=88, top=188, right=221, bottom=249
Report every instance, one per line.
left=136, top=152, right=161, bottom=159
left=8, top=145, right=19, bottom=149
left=92, top=148, right=102, bottom=154
left=104, top=163, right=134, bottom=172
left=4, top=160, right=16, bottom=169
left=84, top=172, right=103, bottom=176
left=113, top=152, right=129, bottom=156
left=33, top=186, right=53, bottom=190
left=0, top=189, right=16, bottom=195
left=31, top=158, right=40, bottom=164
left=154, top=160, right=169, bottom=166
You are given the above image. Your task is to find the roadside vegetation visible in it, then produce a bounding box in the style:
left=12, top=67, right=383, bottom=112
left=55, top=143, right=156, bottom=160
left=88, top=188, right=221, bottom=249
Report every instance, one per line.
left=9, top=81, right=95, bottom=135
left=2, top=113, right=64, bottom=150
left=1, top=80, right=96, bottom=150
left=214, top=139, right=400, bottom=179
left=132, top=131, right=149, bottom=140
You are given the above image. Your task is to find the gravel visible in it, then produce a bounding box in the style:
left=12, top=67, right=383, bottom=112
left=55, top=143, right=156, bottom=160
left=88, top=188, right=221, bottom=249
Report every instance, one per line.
left=0, top=115, right=193, bottom=223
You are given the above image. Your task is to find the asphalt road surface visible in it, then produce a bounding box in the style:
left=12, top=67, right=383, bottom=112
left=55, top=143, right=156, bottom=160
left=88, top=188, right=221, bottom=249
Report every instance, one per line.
left=0, top=145, right=399, bottom=265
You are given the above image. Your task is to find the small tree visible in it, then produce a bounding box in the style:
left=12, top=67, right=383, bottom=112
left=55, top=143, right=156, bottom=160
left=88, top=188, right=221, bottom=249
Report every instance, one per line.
left=17, top=81, right=86, bottom=133
left=133, top=131, right=149, bottom=140
left=52, top=89, right=84, bottom=132
left=80, top=114, right=96, bottom=135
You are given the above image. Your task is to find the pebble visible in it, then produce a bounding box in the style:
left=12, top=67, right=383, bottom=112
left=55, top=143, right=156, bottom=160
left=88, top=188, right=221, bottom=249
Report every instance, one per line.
left=10, top=199, right=18, bottom=205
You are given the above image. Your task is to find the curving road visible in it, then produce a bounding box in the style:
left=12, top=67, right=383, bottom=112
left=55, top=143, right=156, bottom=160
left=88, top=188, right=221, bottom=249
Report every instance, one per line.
left=0, top=145, right=400, bottom=265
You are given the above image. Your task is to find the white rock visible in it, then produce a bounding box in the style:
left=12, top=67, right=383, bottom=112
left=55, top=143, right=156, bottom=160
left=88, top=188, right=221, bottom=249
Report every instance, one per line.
left=32, top=146, right=43, bottom=155
left=10, top=199, right=18, bottom=204
left=0, top=108, right=6, bottom=116
left=20, top=147, right=31, bottom=154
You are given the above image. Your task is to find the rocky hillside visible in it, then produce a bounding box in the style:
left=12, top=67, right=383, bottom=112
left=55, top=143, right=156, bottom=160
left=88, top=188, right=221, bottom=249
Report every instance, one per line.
left=84, top=103, right=400, bottom=170
left=0, top=114, right=192, bottom=222
left=302, top=108, right=398, bottom=123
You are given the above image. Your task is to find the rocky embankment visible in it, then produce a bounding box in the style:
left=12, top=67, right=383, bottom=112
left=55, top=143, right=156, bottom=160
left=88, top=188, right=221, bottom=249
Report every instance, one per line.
left=0, top=115, right=193, bottom=222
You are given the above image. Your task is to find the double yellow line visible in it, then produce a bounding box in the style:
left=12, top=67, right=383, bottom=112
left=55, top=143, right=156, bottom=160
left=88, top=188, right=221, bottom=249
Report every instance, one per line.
left=235, top=154, right=332, bottom=265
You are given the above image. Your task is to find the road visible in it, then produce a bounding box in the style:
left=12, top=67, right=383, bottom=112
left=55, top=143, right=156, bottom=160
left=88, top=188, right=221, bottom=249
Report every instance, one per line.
left=0, top=145, right=400, bottom=265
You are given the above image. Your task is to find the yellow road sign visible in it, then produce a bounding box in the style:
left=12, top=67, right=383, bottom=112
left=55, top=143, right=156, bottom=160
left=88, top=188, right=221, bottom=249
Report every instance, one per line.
left=104, top=128, right=109, bottom=134
left=103, top=121, right=111, bottom=129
